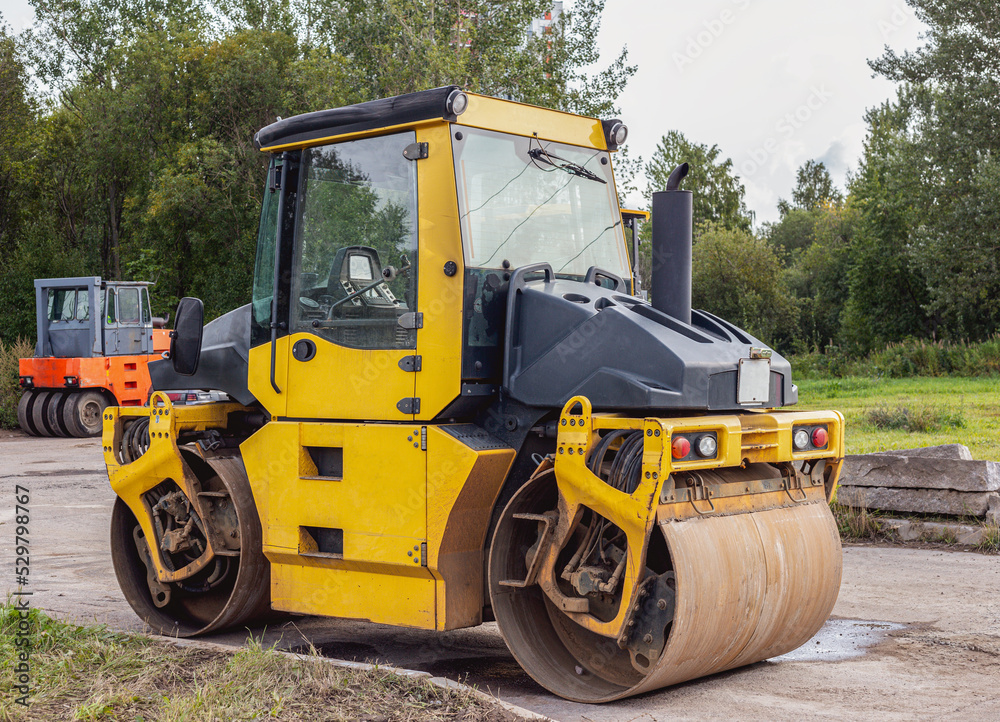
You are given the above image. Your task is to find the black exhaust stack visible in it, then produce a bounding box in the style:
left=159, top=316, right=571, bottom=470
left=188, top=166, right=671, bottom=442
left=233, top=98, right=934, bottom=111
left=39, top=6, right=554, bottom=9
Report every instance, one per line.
left=650, top=163, right=692, bottom=324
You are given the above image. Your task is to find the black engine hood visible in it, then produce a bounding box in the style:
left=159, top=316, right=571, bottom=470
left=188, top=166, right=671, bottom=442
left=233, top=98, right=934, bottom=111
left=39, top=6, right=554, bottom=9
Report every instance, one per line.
left=502, top=269, right=796, bottom=412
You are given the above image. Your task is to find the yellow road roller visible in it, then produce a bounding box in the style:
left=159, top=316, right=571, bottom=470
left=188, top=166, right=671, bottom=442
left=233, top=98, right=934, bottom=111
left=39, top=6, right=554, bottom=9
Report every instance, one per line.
left=103, top=87, right=844, bottom=703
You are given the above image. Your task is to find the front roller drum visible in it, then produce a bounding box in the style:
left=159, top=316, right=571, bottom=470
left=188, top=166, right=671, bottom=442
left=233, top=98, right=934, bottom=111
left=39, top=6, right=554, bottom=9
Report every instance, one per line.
left=111, top=454, right=272, bottom=637
left=489, top=471, right=842, bottom=703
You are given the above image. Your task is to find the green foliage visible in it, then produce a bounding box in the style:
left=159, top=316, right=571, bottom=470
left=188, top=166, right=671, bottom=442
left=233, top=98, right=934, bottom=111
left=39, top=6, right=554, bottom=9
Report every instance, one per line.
left=1, top=0, right=633, bottom=337
left=0, top=338, right=33, bottom=429
left=690, top=223, right=797, bottom=347
left=831, top=502, right=892, bottom=542
left=644, top=130, right=752, bottom=231
left=838, top=100, right=933, bottom=352
left=313, top=0, right=634, bottom=116
left=767, top=201, right=857, bottom=350
left=862, top=0, right=1000, bottom=341
left=771, top=2, right=1000, bottom=357
left=776, top=159, right=842, bottom=216
left=790, top=336, right=1000, bottom=379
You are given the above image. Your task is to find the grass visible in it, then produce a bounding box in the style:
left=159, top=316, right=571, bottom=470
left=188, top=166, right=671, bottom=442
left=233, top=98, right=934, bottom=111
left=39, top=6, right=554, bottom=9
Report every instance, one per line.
left=0, top=604, right=519, bottom=722
left=831, top=501, right=894, bottom=543
left=801, top=376, right=1000, bottom=551
left=795, top=375, right=1000, bottom=459
left=974, top=521, right=1000, bottom=554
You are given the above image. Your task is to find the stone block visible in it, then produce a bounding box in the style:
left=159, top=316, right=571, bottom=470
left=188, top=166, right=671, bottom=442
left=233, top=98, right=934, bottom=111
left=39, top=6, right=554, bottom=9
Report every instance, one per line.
left=838, top=485, right=1000, bottom=518
left=881, top=518, right=987, bottom=545
left=865, top=443, right=972, bottom=461
left=841, top=455, right=1000, bottom=492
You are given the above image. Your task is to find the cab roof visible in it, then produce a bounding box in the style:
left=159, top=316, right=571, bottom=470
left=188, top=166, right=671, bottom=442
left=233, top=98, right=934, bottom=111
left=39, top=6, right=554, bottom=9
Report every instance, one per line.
left=254, top=87, right=621, bottom=153
left=255, top=86, right=462, bottom=151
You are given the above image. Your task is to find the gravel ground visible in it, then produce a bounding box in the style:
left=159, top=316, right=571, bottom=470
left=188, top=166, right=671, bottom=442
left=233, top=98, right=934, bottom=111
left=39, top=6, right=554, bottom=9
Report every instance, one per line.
left=2, top=431, right=998, bottom=721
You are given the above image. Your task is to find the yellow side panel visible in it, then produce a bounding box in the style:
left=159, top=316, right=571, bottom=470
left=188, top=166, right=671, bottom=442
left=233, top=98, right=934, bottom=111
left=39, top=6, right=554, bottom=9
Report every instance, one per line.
left=269, top=561, right=433, bottom=625
left=249, top=341, right=288, bottom=418
left=249, top=335, right=416, bottom=421
left=425, top=427, right=515, bottom=630
left=241, top=420, right=436, bottom=628
left=414, top=123, right=465, bottom=420
left=460, top=94, right=608, bottom=150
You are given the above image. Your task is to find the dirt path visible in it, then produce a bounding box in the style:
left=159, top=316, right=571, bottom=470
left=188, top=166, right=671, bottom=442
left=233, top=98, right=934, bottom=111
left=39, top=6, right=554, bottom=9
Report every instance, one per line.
left=2, top=433, right=998, bottom=720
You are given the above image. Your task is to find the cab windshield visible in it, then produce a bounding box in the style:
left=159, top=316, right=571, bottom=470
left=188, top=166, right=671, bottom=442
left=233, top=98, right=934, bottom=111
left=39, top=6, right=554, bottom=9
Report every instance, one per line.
left=452, top=127, right=629, bottom=279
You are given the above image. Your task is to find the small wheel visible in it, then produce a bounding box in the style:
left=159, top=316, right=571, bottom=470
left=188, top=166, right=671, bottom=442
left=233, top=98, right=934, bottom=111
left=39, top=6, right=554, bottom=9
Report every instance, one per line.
left=63, top=390, right=108, bottom=437
left=45, top=392, right=72, bottom=437
left=17, top=391, right=41, bottom=436
left=31, top=390, right=55, bottom=437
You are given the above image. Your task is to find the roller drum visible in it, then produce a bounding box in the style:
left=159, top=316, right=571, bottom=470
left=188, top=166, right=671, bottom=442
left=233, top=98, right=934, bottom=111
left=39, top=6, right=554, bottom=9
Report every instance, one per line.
left=110, top=454, right=272, bottom=637
left=490, top=473, right=842, bottom=702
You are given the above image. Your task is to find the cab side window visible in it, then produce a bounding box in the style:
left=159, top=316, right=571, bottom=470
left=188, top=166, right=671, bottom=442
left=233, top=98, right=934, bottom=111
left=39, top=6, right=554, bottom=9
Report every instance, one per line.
left=106, top=289, right=117, bottom=324
left=290, top=132, right=419, bottom=350
left=118, top=288, right=140, bottom=324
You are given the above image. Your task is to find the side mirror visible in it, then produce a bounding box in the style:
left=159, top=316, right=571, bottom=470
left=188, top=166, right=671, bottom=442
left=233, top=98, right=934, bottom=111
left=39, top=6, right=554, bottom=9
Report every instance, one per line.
left=170, top=297, right=204, bottom=376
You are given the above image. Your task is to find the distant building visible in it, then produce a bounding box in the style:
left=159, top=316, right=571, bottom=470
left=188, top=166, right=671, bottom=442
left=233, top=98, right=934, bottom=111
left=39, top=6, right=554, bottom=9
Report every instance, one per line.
left=527, top=2, right=563, bottom=41
left=451, top=3, right=563, bottom=49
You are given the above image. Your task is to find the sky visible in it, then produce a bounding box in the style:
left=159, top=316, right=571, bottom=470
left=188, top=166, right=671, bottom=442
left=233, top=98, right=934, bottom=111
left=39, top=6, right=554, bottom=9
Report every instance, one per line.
left=594, top=0, right=926, bottom=222
left=1, top=0, right=926, bottom=225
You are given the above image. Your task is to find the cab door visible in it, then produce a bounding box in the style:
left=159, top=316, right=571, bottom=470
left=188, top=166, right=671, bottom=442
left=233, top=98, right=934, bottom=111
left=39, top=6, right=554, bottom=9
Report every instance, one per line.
left=115, top=286, right=144, bottom=355
left=103, top=287, right=119, bottom=355
left=251, top=132, right=421, bottom=421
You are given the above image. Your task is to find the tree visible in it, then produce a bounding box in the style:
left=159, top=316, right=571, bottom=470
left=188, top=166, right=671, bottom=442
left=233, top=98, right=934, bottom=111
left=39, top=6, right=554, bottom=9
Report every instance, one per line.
left=4, top=0, right=636, bottom=337
left=644, top=130, right=751, bottom=232
left=780, top=203, right=857, bottom=350
left=863, top=0, right=1000, bottom=340
left=777, top=160, right=842, bottom=217
left=839, top=101, right=931, bottom=351
left=690, top=223, right=798, bottom=348
left=313, top=0, right=635, bottom=116
left=0, top=21, right=35, bottom=259
left=764, top=207, right=823, bottom=258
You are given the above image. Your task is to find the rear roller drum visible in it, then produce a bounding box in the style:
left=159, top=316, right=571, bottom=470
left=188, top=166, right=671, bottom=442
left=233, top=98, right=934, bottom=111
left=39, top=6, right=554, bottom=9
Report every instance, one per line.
left=17, top=391, right=41, bottom=436
left=489, top=468, right=842, bottom=702
left=110, top=454, right=272, bottom=637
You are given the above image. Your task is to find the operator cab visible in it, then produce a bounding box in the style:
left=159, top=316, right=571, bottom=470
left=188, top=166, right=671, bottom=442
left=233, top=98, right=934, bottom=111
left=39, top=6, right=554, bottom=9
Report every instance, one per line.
left=34, top=277, right=161, bottom=358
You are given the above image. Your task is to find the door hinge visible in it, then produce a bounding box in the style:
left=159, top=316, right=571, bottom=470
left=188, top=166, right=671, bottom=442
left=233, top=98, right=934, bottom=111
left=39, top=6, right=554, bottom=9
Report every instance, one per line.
left=399, top=355, right=422, bottom=372
left=397, top=312, right=423, bottom=330
left=397, top=397, right=421, bottom=414
left=420, top=426, right=427, bottom=450
left=268, top=161, right=282, bottom=191
left=420, top=541, right=427, bottom=567
left=403, top=142, right=429, bottom=160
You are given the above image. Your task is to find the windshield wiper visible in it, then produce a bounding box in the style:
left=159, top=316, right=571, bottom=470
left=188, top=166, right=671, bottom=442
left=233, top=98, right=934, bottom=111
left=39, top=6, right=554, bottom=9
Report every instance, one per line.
left=528, top=148, right=607, bottom=184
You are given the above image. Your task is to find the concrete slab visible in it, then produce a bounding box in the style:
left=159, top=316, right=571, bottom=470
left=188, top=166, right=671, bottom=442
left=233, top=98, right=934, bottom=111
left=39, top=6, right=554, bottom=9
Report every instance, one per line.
left=838, top=485, right=1000, bottom=517
left=841, top=455, right=1000, bottom=492
left=865, top=443, right=972, bottom=460
left=880, top=517, right=993, bottom=546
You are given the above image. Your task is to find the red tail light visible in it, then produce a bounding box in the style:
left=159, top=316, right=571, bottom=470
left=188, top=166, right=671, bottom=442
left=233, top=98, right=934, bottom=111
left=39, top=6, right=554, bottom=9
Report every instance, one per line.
left=812, top=427, right=829, bottom=447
